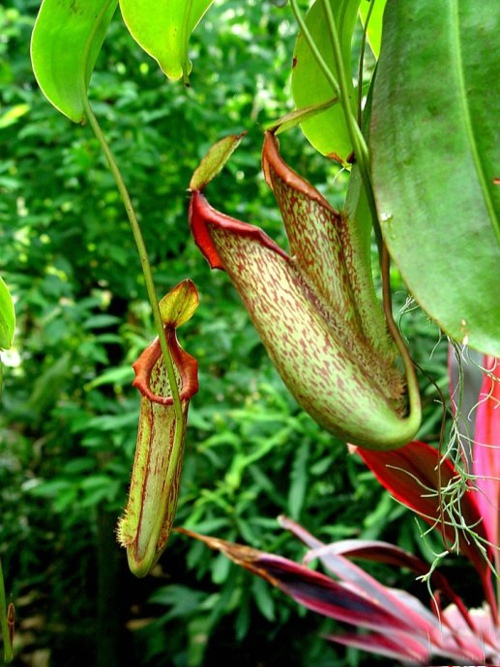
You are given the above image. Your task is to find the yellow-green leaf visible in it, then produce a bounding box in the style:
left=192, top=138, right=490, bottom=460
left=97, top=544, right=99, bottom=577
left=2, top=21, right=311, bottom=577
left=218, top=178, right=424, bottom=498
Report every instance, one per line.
left=189, top=133, right=245, bottom=191
left=0, top=103, right=30, bottom=130
left=359, top=0, right=388, bottom=60
left=159, top=279, right=199, bottom=327
left=119, top=0, right=214, bottom=82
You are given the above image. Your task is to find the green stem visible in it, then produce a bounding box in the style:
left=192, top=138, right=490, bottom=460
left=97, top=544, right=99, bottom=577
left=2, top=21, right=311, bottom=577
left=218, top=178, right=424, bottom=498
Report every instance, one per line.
left=82, top=98, right=183, bottom=423
left=289, top=0, right=340, bottom=96
left=289, top=0, right=379, bottom=238
left=320, top=3, right=414, bottom=373
left=0, top=559, right=13, bottom=663
left=381, top=244, right=421, bottom=430
left=320, top=0, right=375, bottom=211
left=357, top=0, right=375, bottom=127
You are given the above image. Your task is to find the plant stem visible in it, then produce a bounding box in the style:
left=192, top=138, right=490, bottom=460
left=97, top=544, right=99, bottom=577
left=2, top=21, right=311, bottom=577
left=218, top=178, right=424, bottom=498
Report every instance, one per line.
left=289, top=0, right=379, bottom=235
left=320, top=0, right=375, bottom=212
left=0, top=559, right=13, bottom=663
left=82, top=98, right=183, bottom=423
left=357, top=0, right=375, bottom=127
left=381, top=244, right=421, bottom=429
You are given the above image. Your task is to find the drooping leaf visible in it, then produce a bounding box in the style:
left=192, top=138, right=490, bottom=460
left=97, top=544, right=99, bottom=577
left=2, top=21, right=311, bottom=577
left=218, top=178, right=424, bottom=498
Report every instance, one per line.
left=291, top=0, right=360, bottom=161
left=0, top=276, right=15, bottom=350
left=31, top=0, right=118, bottom=123
left=279, top=516, right=473, bottom=620
left=370, top=0, right=500, bottom=355
left=178, top=526, right=488, bottom=664
left=177, top=528, right=430, bottom=636
left=119, top=0, right=214, bottom=82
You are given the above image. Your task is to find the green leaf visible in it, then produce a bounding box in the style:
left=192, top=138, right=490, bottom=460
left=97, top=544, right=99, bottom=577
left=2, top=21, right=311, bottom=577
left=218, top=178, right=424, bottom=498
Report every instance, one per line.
left=0, top=275, right=15, bottom=350
left=291, top=0, right=360, bottom=162
left=119, top=0, right=214, bottom=82
left=189, top=134, right=245, bottom=192
left=370, top=0, right=500, bottom=356
left=31, top=0, right=118, bottom=123
left=159, top=279, right=200, bottom=328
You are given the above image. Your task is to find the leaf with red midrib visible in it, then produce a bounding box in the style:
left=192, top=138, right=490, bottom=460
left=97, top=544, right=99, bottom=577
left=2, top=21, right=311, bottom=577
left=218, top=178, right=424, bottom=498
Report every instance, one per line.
left=357, top=441, right=493, bottom=587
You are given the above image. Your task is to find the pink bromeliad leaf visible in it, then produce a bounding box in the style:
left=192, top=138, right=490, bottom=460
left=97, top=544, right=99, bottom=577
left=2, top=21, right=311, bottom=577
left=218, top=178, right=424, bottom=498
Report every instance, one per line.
left=473, top=356, right=500, bottom=548
left=279, top=516, right=473, bottom=625
left=178, top=524, right=494, bottom=665
left=357, top=440, right=496, bottom=616
left=177, top=528, right=438, bottom=640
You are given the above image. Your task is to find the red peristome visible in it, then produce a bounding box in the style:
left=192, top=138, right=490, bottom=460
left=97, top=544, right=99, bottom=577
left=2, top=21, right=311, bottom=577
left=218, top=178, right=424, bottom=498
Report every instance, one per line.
left=188, top=189, right=289, bottom=271
left=262, top=132, right=336, bottom=214
left=132, top=327, right=198, bottom=405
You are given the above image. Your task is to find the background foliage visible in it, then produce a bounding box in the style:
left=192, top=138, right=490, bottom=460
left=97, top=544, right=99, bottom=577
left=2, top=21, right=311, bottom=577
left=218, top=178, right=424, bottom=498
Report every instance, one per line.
left=1, top=1, right=455, bottom=665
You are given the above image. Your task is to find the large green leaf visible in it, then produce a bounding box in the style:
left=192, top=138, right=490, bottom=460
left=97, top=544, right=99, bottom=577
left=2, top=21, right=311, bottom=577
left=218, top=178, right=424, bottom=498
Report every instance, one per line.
left=370, top=0, right=500, bottom=356
left=0, top=276, right=15, bottom=350
left=31, top=0, right=118, bottom=123
left=119, top=0, right=214, bottom=82
left=291, top=0, right=360, bottom=162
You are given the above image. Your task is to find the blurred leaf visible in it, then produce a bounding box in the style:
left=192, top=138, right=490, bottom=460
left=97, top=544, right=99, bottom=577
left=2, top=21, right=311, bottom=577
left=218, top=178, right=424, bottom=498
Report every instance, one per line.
left=0, top=275, right=15, bottom=349
left=82, top=314, right=121, bottom=329
left=27, top=353, right=72, bottom=415
left=31, top=0, right=118, bottom=122
left=148, top=584, right=206, bottom=617
left=252, top=576, right=275, bottom=622
left=0, top=103, right=30, bottom=129
left=87, top=365, right=135, bottom=389
left=287, top=441, right=309, bottom=520
left=371, top=0, right=500, bottom=355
